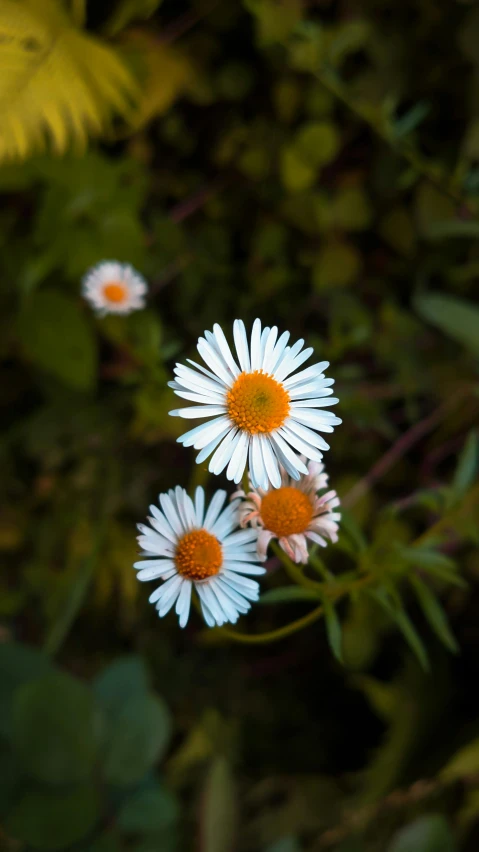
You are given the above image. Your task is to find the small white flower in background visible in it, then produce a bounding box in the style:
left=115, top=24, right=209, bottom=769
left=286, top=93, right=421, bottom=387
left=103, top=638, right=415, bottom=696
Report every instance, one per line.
left=234, top=459, right=341, bottom=564
left=134, top=486, right=265, bottom=628
left=169, top=318, right=341, bottom=491
left=82, top=261, right=147, bottom=315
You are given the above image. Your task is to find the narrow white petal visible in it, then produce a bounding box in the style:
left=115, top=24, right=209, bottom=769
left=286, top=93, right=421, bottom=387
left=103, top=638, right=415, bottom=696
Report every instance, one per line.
left=196, top=426, right=232, bottom=464
left=136, top=561, right=176, bottom=581
left=159, top=493, right=183, bottom=536
left=261, top=326, right=278, bottom=373
left=267, top=330, right=290, bottom=374
left=170, top=405, right=226, bottom=419
left=208, top=428, right=240, bottom=475
left=289, top=385, right=334, bottom=401
left=179, top=416, right=230, bottom=448
left=223, top=528, right=259, bottom=546
left=198, top=340, right=234, bottom=387
left=233, top=320, right=251, bottom=372
left=222, top=560, right=266, bottom=575
left=271, top=431, right=308, bottom=474
left=226, top=431, right=249, bottom=484
left=200, top=598, right=216, bottom=627
left=210, top=501, right=241, bottom=539
left=150, top=497, right=176, bottom=544
left=222, top=570, right=261, bottom=592
left=196, top=583, right=225, bottom=625
left=279, top=426, right=324, bottom=462
left=175, top=363, right=226, bottom=394
left=259, top=326, right=271, bottom=369
left=213, top=323, right=241, bottom=376
left=195, top=486, right=205, bottom=526
left=186, top=358, right=228, bottom=387
left=291, top=411, right=337, bottom=432
left=250, top=434, right=268, bottom=490
left=283, top=362, right=330, bottom=388
left=261, top=435, right=282, bottom=488
left=157, top=576, right=184, bottom=617
left=216, top=579, right=251, bottom=613
left=148, top=574, right=178, bottom=604
left=203, top=490, right=227, bottom=530
left=291, top=398, right=339, bottom=409
left=175, top=580, right=192, bottom=628
left=210, top=581, right=243, bottom=622
left=250, top=318, right=262, bottom=371
left=171, top=388, right=225, bottom=405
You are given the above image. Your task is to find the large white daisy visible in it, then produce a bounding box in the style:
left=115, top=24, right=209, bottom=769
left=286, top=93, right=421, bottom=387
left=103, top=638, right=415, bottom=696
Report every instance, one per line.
left=134, top=486, right=265, bottom=628
left=82, top=261, right=147, bottom=315
left=169, top=319, right=341, bottom=490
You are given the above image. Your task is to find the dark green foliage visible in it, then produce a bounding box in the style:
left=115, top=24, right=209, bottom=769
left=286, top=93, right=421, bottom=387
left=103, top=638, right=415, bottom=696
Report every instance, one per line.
left=2, top=0, right=479, bottom=850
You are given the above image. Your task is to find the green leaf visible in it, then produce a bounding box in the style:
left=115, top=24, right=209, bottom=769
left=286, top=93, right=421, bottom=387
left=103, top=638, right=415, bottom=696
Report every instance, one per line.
left=387, top=814, right=457, bottom=852
left=441, top=737, right=479, bottom=781
left=93, top=656, right=150, bottom=717
left=6, top=785, right=99, bottom=851
left=118, top=783, right=179, bottom=834
left=423, top=220, right=479, bottom=240
left=18, top=291, right=97, bottom=390
left=452, top=431, right=479, bottom=498
left=414, top=292, right=479, bottom=357
left=0, top=642, right=52, bottom=739
left=280, top=145, right=316, bottom=192
left=371, top=589, right=429, bottom=670
left=409, top=575, right=459, bottom=653
left=322, top=597, right=343, bottom=663
left=259, top=586, right=322, bottom=605
left=339, top=509, right=367, bottom=554
left=200, top=756, right=237, bottom=852
left=103, top=694, right=171, bottom=786
left=13, top=671, right=100, bottom=784
left=392, top=101, right=431, bottom=139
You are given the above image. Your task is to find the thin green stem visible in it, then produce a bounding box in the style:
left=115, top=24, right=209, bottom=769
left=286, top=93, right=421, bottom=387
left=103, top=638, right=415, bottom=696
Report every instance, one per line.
left=270, top=540, right=324, bottom=592
left=216, top=605, right=324, bottom=644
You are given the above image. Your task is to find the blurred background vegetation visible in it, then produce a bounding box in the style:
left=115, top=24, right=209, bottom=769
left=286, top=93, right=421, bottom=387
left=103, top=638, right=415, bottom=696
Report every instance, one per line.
left=1, top=0, right=479, bottom=850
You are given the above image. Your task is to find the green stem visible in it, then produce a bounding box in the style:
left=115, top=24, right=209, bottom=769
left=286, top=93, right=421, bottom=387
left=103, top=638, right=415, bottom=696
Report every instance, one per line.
left=216, top=604, right=324, bottom=644
left=270, top=540, right=324, bottom=591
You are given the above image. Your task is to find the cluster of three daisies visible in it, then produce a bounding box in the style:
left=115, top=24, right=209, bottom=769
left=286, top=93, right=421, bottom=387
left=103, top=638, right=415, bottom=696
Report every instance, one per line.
left=83, top=261, right=342, bottom=629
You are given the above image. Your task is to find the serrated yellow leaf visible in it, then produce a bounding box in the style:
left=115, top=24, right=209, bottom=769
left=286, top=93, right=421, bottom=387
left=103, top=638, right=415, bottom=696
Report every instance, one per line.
left=0, top=0, right=139, bottom=163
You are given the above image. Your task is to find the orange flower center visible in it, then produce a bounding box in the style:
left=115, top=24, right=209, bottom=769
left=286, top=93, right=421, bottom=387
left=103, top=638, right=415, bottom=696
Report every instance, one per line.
left=174, top=529, right=223, bottom=581
left=260, top=487, right=313, bottom=537
left=227, top=371, right=290, bottom=435
left=102, top=281, right=128, bottom=304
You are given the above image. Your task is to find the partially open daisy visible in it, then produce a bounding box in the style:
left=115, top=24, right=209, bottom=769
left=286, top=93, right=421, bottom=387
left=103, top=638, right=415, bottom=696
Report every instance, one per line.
left=82, top=261, right=147, bottom=315
left=169, top=319, right=341, bottom=490
left=134, top=486, right=265, bottom=628
left=235, top=459, right=341, bottom=564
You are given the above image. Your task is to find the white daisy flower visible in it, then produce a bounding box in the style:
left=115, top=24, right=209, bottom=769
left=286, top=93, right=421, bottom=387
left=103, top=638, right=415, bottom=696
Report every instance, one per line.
left=169, top=319, right=341, bottom=490
left=134, top=486, right=265, bottom=628
left=82, top=261, right=147, bottom=315
left=234, top=459, right=341, bottom=564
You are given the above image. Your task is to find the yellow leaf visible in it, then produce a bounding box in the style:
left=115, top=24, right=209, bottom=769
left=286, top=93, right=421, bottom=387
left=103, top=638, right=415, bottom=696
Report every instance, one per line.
left=0, top=0, right=139, bottom=163
left=122, top=31, right=192, bottom=128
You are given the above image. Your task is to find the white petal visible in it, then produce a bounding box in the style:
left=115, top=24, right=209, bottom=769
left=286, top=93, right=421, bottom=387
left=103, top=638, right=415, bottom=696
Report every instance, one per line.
left=170, top=404, right=226, bottom=419
left=171, top=388, right=226, bottom=405
left=222, top=570, right=261, bottom=593
left=210, top=581, right=244, bottom=621
left=250, top=434, right=268, bottom=490
left=195, top=486, right=205, bottom=526
left=233, top=320, right=250, bottom=372
left=157, top=576, right=184, bottom=617
left=291, top=398, right=339, bottom=409
left=291, top=411, right=338, bottom=432
left=216, top=578, right=251, bottom=612
left=270, top=431, right=308, bottom=474
left=179, top=416, right=231, bottom=448
left=210, top=501, right=241, bottom=539
left=226, top=431, right=249, bottom=484
left=203, top=490, right=227, bottom=530
left=212, top=323, right=240, bottom=377
left=159, top=493, right=183, bottom=536
left=196, top=426, right=232, bottom=464
left=222, top=528, right=259, bottom=546
left=196, top=583, right=225, bottom=625
left=175, top=580, right=192, bottom=627
left=266, top=330, right=290, bottom=374
left=175, top=363, right=226, bottom=394
left=208, top=428, right=240, bottom=475
left=136, top=561, right=176, bottom=581
left=283, top=362, right=330, bottom=389
left=222, top=560, right=266, bottom=575
left=198, top=340, right=234, bottom=387
left=260, top=326, right=278, bottom=373
left=278, top=426, right=324, bottom=463
left=200, top=598, right=216, bottom=627
left=250, top=318, right=262, bottom=371
left=260, top=435, right=282, bottom=488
